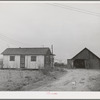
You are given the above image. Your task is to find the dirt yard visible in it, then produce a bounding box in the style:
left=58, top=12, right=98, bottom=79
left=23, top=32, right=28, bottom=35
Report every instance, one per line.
left=31, top=69, right=100, bottom=91
left=0, top=68, right=65, bottom=91
left=0, top=69, right=46, bottom=91
left=0, top=69, right=100, bottom=91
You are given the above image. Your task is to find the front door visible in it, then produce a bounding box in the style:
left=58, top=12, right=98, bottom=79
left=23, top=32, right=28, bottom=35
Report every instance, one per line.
left=20, top=55, right=25, bottom=68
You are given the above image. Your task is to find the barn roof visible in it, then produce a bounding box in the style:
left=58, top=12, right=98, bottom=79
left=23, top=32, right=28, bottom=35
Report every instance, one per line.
left=71, top=48, right=100, bottom=60
left=1, top=48, right=53, bottom=55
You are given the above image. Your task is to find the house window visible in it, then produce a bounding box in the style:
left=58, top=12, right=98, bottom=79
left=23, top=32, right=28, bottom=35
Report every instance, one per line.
left=31, top=56, right=36, bottom=61
left=10, top=56, right=15, bottom=61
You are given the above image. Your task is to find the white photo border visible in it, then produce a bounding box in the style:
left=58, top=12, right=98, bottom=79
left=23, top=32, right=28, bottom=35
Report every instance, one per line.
left=0, top=1, right=100, bottom=99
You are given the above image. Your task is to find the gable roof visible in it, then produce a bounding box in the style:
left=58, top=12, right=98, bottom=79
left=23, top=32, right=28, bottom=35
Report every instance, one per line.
left=1, top=48, right=52, bottom=55
left=71, top=47, right=100, bottom=60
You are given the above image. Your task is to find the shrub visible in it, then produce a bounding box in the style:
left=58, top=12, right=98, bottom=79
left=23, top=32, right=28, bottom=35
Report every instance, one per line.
left=39, top=68, right=50, bottom=75
left=39, top=65, right=53, bottom=75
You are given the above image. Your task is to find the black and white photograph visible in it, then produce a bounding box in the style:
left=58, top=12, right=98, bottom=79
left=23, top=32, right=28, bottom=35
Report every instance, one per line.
left=0, top=1, right=100, bottom=95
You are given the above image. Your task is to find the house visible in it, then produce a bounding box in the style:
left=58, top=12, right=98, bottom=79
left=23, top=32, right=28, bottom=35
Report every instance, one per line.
left=67, top=48, right=100, bottom=69
left=1, top=47, right=54, bottom=69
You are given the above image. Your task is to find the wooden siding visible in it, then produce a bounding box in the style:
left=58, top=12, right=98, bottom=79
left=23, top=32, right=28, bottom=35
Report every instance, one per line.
left=72, top=49, right=100, bottom=60
left=44, top=49, right=53, bottom=67
left=3, top=55, right=20, bottom=68
left=3, top=55, right=44, bottom=69
left=72, top=49, right=89, bottom=60
left=25, top=55, right=44, bottom=69
left=67, top=59, right=73, bottom=68
left=89, top=59, right=100, bottom=69
left=70, top=49, right=100, bottom=69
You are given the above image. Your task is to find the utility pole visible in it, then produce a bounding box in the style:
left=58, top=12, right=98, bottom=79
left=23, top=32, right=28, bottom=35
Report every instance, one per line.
left=51, top=45, right=53, bottom=55
left=51, top=45, right=54, bottom=67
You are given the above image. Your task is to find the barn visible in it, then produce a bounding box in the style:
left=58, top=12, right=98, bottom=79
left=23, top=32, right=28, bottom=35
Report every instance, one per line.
left=67, top=48, right=100, bottom=69
left=1, top=48, right=54, bottom=69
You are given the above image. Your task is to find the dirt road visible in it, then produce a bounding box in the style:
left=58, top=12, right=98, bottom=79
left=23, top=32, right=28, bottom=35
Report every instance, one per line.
left=31, top=69, right=100, bottom=91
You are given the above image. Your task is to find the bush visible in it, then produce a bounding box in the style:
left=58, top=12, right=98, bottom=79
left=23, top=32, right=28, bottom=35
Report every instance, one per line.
left=39, top=68, right=50, bottom=75
left=39, top=65, right=54, bottom=75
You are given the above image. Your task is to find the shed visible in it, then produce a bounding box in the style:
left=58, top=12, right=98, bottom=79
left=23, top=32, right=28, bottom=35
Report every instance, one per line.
left=67, top=48, right=100, bottom=69
left=1, top=47, right=54, bottom=69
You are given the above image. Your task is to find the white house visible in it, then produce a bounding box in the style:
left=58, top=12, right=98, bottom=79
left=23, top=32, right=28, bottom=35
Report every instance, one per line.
left=1, top=47, right=54, bottom=69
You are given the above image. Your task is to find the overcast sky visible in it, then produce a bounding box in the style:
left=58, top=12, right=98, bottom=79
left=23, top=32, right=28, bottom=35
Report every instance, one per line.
left=0, top=2, right=100, bottom=63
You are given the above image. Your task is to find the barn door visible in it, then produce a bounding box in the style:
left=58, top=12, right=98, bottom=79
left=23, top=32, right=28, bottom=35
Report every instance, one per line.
left=20, top=55, right=25, bottom=68
left=74, top=59, right=85, bottom=68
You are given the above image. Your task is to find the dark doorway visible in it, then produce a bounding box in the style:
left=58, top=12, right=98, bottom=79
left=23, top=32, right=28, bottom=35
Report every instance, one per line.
left=20, top=55, right=25, bottom=68
left=74, top=59, right=85, bottom=68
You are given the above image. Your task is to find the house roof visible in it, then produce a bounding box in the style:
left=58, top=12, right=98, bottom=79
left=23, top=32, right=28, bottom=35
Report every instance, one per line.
left=71, top=47, right=100, bottom=60
left=1, top=48, right=53, bottom=55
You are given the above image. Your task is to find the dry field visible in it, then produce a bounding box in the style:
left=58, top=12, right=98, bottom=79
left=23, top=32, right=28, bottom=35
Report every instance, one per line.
left=0, top=68, right=65, bottom=91
left=0, top=68, right=100, bottom=91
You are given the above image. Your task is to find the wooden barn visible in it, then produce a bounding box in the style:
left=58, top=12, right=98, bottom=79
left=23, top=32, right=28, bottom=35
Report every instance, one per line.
left=1, top=48, right=54, bottom=69
left=67, top=48, right=100, bottom=69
